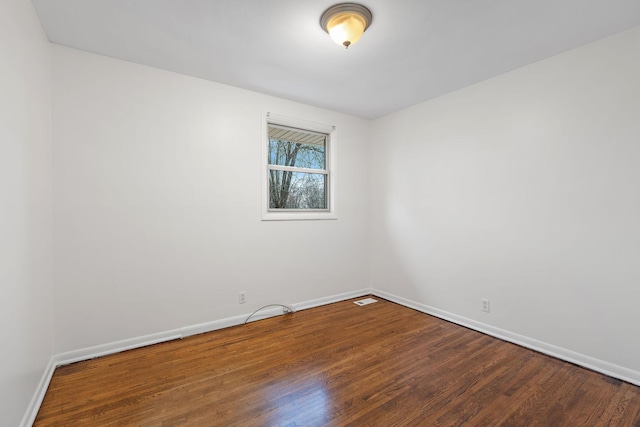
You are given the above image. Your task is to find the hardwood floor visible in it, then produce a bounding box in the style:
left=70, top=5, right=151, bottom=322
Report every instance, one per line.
left=36, top=297, right=640, bottom=426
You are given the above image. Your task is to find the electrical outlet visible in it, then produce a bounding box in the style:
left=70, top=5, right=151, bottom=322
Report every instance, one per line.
left=239, top=291, right=246, bottom=304
left=481, top=299, right=490, bottom=313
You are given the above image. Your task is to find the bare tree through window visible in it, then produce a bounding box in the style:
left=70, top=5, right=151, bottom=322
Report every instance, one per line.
left=267, top=125, right=328, bottom=210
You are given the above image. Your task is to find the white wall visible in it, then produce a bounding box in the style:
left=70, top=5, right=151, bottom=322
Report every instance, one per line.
left=371, top=27, right=640, bottom=377
left=0, top=0, right=53, bottom=425
left=51, top=45, right=371, bottom=353
left=7, top=8, right=639, bottom=420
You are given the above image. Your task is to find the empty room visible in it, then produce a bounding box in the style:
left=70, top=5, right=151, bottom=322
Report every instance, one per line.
left=2, top=0, right=640, bottom=425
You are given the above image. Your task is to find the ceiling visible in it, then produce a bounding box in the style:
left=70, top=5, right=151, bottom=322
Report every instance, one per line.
left=32, top=0, right=640, bottom=119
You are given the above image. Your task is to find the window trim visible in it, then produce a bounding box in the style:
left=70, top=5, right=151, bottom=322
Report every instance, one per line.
left=262, top=112, right=337, bottom=221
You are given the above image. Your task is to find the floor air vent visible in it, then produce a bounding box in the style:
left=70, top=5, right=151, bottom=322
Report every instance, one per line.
left=354, top=298, right=377, bottom=306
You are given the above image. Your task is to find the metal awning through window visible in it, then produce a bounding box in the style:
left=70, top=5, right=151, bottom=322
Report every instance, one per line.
left=268, top=125, right=326, bottom=146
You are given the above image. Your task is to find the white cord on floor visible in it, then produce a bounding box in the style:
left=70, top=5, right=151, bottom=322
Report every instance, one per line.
left=244, top=304, right=296, bottom=324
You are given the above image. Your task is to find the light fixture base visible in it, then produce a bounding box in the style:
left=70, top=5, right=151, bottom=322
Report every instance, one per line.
left=320, top=3, right=373, bottom=33
left=320, top=3, right=372, bottom=48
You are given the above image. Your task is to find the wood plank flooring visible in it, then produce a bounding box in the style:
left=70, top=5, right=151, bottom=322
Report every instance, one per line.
left=36, top=297, right=640, bottom=426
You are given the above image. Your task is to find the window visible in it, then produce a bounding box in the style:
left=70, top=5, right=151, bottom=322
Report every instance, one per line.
left=262, top=113, right=336, bottom=220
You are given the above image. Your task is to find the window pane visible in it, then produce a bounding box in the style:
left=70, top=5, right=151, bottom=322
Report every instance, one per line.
left=268, top=126, right=326, bottom=170
left=269, top=171, right=326, bottom=209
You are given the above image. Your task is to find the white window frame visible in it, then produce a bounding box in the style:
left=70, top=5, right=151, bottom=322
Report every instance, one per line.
left=262, top=112, right=337, bottom=221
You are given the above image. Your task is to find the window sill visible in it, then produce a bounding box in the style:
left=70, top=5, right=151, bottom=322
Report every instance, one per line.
left=262, top=210, right=337, bottom=221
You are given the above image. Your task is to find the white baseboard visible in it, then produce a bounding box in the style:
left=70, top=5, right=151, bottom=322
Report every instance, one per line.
left=21, top=288, right=372, bottom=425
left=54, top=329, right=183, bottom=367
left=181, top=288, right=372, bottom=337
left=180, top=314, right=248, bottom=338
left=20, top=358, right=56, bottom=427
left=370, top=288, right=640, bottom=387
left=292, top=288, right=372, bottom=311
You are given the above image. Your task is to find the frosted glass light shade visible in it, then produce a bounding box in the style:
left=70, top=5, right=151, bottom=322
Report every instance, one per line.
left=327, top=12, right=366, bottom=47
left=320, top=4, right=372, bottom=49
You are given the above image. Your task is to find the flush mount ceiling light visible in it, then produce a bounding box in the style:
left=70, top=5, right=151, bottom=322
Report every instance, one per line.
left=320, top=3, right=372, bottom=49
